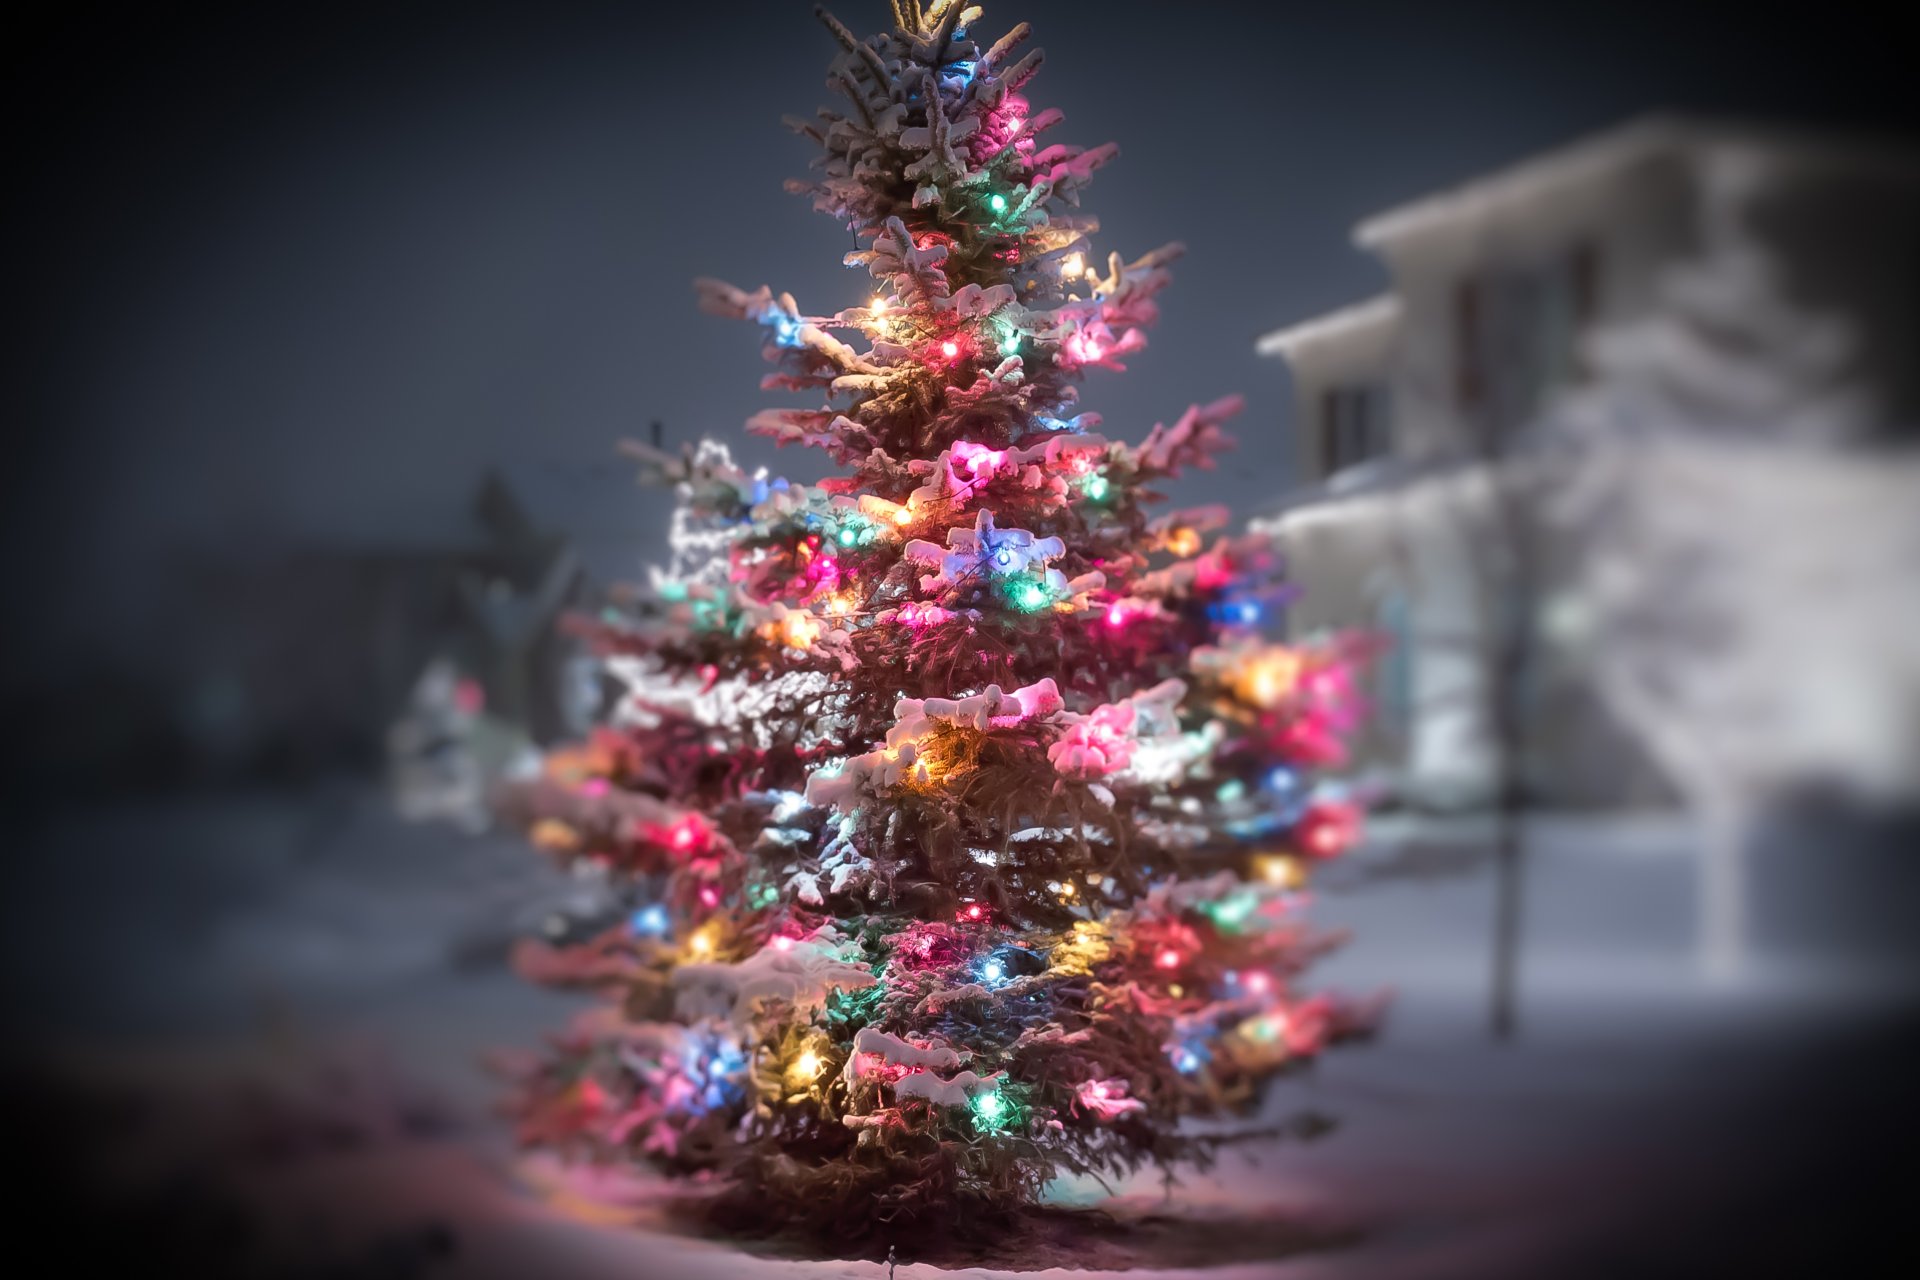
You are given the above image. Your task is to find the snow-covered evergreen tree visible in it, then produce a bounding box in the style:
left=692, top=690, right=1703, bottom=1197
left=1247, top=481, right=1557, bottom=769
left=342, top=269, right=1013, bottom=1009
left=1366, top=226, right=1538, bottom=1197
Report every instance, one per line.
left=501, top=2, right=1376, bottom=1241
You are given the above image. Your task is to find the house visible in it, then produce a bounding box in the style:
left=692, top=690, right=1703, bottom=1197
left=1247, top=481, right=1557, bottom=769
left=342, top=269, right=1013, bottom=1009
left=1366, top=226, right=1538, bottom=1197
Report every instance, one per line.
left=1254, top=115, right=1920, bottom=814
left=102, top=470, right=594, bottom=787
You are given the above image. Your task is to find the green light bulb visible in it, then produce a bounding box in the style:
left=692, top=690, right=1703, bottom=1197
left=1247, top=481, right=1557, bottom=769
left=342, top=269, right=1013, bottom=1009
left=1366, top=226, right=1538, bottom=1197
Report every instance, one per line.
left=1000, top=333, right=1020, bottom=355
left=1084, top=475, right=1110, bottom=502
left=1008, top=580, right=1051, bottom=613
left=988, top=193, right=1007, bottom=214
left=972, top=1091, right=1004, bottom=1124
left=838, top=526, right=859, bottom=546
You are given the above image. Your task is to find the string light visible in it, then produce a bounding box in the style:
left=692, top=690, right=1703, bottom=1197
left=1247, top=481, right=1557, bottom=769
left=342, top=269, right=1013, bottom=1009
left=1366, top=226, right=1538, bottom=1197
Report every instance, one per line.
left=688, top=930, right=715, bottom=958
left=941, top=339, right=960, bottom=359
left=1253, top=852, right=1307, bottom=889
left=970, top=1089, right=1006, bottom=1128
left=1005, top=578, right=1052, bottom=613
left=669, top=816, right=705, bottom=851
left=1082, top=474, right=1110, bottom=502
left=792, top=1049, right=823, bottom=1080
left=987, top=193, right=1008, bottom=214
left=1155, top=947, right=1182, bottom=970
left=870, top=295, right=889, bottom=314
left=1234, top=647, right=1303, bottom=708
left=630, top=903, right=669, bottom=937
left=780, top=611, right=824, bottom=651
left=1061, top=252, right=1084, bottom=278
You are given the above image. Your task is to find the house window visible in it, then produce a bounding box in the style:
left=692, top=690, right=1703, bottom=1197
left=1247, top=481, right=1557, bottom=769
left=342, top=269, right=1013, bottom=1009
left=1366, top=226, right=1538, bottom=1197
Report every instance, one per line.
left=1459, top=243, right=1602, bottom=448
left=1319, top=382, right=1392, bottom=479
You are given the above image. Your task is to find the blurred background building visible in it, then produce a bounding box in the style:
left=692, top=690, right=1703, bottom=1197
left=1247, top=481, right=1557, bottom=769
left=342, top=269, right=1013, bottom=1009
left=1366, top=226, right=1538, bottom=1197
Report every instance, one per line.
left=1257, top=114, right=1920, bottom=975
left=15, top=470, right=591, bottom=797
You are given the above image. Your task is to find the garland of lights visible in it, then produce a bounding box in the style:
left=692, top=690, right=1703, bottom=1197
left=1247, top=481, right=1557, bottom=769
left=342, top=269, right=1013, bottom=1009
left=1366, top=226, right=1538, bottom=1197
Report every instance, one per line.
left=503, top=0, right=1380, bottom=1245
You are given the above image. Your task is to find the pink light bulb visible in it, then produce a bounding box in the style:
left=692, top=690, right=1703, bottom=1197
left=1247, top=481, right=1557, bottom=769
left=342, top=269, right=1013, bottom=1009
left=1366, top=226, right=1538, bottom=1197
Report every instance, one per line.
left=941, top=340, right=960, bottom=359
left=1156, top=947, right=1182, bottom=970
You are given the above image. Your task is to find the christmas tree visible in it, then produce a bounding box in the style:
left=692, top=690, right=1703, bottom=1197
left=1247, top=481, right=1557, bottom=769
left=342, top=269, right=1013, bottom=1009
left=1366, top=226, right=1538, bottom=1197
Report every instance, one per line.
left=503, top=0, right=1377, bottom=1243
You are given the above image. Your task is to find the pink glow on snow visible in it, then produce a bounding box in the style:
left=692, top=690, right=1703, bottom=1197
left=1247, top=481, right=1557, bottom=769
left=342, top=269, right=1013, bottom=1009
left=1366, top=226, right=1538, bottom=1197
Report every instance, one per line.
left=454, top=678, right=485, bottom=714
left=1073, top=1077, right=1145, bottom=1121
left=1064, top=331, right=1106, bottom=364
left=895, top=602, right=952, bottom=629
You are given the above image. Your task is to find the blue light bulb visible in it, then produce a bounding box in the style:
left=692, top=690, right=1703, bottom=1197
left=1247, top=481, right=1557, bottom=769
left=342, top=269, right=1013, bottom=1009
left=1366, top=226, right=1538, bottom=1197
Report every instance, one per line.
left=631, top=903, right=670, bottom=937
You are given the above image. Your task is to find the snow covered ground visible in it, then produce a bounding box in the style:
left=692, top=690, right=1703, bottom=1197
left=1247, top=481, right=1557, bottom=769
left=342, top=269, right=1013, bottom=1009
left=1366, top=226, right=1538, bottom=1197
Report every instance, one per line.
left=5, top=785, right=1917, bottom=1277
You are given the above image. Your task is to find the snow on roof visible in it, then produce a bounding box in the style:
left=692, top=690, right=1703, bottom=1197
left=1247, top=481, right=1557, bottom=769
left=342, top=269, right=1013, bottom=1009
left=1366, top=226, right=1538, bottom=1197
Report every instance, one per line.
left=1255, top=294, right=1399, bottom=361
left=1354, top=113, right=1917, bottom=250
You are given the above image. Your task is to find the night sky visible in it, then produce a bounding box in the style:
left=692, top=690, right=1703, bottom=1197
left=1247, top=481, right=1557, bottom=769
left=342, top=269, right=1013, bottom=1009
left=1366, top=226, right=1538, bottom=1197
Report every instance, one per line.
left=9, top=0, right=1915, bottom=683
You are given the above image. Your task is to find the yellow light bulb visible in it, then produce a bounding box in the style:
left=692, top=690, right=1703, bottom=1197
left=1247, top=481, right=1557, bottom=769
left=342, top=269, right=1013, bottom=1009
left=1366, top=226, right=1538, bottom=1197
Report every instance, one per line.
left=1236, top=648, right=1303, bottom=709
left=892, top=505, right=914, bottom=526
left=870, top=295, right=889, bottom=314
left=688, top=930, right=714, bottom=957
left=1253, top=853, right=1306, bottom=890
left=1061, top=252, right=1084, bottom=278
left=1166, top=526, right=1202, bottom=558
left=794, top=1049, right=822, bottom=1080
left=781, top=611, right=823, bottom=651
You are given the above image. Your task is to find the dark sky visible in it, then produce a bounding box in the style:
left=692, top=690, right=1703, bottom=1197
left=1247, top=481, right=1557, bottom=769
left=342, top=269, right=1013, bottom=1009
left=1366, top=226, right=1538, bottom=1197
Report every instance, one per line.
left=8, top=0, right=1914, bottom=678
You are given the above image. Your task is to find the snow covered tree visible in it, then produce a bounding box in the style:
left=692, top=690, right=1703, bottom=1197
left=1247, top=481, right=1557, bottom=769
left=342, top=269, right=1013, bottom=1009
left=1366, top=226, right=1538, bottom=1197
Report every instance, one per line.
left=1546, top=141, right=1920, bottom=979
left=500, top=2, right=1376, bottom=1242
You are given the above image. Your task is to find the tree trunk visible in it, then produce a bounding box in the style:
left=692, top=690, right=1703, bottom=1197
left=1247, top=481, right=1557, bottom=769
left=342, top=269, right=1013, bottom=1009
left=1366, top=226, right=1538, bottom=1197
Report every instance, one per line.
left=1698, top=797, right=1748, bottom=983
left=1489, top=799, right=1526, bottom=1039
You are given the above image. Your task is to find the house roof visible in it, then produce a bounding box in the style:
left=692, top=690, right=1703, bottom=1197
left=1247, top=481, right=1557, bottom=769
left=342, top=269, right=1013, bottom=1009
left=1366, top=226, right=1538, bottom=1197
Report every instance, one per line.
left=1255, top=294, right=1400, bottom=361
left=1353, top=113, right=1918, bottom=251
